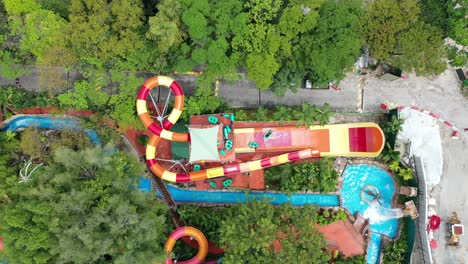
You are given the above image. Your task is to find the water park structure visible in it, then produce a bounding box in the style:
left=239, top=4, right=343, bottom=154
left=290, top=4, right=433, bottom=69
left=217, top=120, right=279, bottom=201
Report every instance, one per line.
left=0, top=76, right=411, bottom=264
left=135, top=76, right=394, bottom=263
left=136, top=76, right=385, bottom=183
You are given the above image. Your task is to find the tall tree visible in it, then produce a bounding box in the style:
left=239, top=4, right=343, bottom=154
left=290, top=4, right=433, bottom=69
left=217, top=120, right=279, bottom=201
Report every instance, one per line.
left=420, top=0, right=448, bottom=31
left=2, top=0, right=41, bottom=15
left=18, top=9, right=67, bottom=61
left=307, top=0, right=363, bottom=87
left=219, top=200, right=330, bottom=264
left=180, top=85, right=224, bottom=122
left=0, top=145, right=168, bottom=263
left=249, top=0, right=324, bottom=93
left=173, top=0, right=247, bottom=80
left=58, top=79, right=110, bottom=111
left=107, top=72, right=146, bottom=129
left=36, top=0, right=71, bottom=19
left=146, top=0, right=186, bottom=54
left=67, top=0, right=146, bottom=71
left=363, top=0, right=420, bottom=61
left=0, top=1, right=30, bottom=80
left=447, top=0, right=468, bottom=46
left=238, top=0, right=324, bottom=90
left=393, top=21, right=446, bottom=76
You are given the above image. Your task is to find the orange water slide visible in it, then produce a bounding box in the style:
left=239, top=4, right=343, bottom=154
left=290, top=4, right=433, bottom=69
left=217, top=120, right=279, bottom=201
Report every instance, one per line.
left=136, top=76, right=385, bottom=183
left=233, top=123, right=384, bottom=157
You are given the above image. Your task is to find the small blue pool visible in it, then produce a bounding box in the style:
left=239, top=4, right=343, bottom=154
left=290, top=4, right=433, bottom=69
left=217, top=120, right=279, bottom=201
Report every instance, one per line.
left=341, top=164, right=399, bottom=264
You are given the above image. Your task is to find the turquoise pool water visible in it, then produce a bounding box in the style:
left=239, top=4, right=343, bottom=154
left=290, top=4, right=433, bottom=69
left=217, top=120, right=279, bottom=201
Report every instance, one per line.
left=367, top=233, right=382, bottom=264
left=341, top=164, right=399, bottom=264
left=137, top=177, right=340, bottom=207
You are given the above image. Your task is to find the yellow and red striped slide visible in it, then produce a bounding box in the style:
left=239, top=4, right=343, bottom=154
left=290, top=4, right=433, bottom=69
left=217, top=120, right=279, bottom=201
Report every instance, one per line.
left=136, top=76, right=385, bottom=183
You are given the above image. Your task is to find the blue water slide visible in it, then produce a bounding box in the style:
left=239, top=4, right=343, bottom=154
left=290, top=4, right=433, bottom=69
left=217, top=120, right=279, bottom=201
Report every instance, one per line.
left=1, top=116, right=101, bottom=145
left=367, top=233, right=382, bottom=264
left=137, top=177, right=339, bottom=207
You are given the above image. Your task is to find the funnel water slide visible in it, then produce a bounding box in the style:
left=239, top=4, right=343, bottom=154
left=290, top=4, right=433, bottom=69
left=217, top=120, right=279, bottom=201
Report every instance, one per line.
left=136, top=76, right=385, bottom=183
left=136, top=76, right=322, bottom=183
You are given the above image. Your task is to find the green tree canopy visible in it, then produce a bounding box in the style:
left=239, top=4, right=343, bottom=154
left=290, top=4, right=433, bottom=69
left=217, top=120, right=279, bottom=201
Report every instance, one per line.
left=363, top=0, right=420, bottom=61
left=146, top=0, right=186, bottom=54
left=307, top=0, right=363, bottom=87
left=393, top=21, right=446, bottom=76
left=447, top=0, right=468, bottom=46
left=420, top=0, right=448, bottom=31
left=219, top=200, right=330, bottom=263
left=180, top=85, right=224, bottom=122
left=18, top=9, right=67, bottom=61
left=2, top=0, right=41, bottom=15
left=67, top=0, right=147, bottom=71
left=173, top=0, right=247, bottom=82
left=0, top=144, right=168, bottom=263
left=239, top=0, right=324, bottom=90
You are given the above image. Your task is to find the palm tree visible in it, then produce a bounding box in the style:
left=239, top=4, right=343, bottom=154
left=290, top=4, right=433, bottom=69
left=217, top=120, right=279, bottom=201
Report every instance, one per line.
left=388, top=160, right=401, bottom=172
left=382, top=115, right=404, bottom=134
left=254, top=106, right=268, bottom=121
left=399, top=168, right=414, bottom=181
left=273, top=105, right=292, bottom=125
left=294, top=102, right=315, bottom=127
left=380, top=144, right=401, bottom=163
left=4, top=131, right=17, bottom=141
left=314, top=103, right=333, bottom=126
left=234, top=109, right=249, bottom=121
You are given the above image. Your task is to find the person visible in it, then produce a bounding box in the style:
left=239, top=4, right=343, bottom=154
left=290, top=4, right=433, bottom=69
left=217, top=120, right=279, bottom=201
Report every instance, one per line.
left=15, top=78, right=22, bottom=88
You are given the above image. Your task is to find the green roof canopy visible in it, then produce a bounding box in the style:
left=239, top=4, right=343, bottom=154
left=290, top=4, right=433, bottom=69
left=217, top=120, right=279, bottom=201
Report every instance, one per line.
left=188, top=125, right=220, bottom=162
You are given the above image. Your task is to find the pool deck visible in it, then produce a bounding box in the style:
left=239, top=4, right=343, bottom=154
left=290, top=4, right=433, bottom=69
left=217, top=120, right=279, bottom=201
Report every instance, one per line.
left=316, top=219, right=367, bottom=257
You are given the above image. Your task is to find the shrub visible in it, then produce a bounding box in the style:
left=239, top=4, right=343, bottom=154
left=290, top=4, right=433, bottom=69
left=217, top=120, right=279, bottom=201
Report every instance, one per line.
left=447, top=47, right=468, bottom=67
left=137, top=134, right=149, bottom=146
left=317, top=209, right=348, bottom=225
left=265, top=158, right=338, bottom=193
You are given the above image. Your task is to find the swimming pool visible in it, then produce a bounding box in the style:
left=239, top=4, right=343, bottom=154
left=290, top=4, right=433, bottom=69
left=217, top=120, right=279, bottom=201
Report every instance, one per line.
left=341, top=164, right=399, bottom=264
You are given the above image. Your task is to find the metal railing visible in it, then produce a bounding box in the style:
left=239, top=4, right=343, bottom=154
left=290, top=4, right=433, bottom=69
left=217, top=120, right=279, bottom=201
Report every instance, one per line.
left=413, top=156, right=433, bottom=264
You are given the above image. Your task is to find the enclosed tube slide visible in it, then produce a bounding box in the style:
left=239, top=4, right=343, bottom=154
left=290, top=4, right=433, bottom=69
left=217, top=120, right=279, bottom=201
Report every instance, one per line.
left=136, top=76, right=385, bottom=183
left=164, top=226, right=208, bottom=264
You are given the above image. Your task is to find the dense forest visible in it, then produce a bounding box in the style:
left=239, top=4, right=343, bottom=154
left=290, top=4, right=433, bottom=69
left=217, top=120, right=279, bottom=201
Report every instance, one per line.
left=0, top=0, right=466, bottom=96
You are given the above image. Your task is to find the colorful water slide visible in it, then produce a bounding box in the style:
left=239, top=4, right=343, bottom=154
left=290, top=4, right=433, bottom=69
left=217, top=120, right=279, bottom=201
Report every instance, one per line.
left=233, top=123, right=384, bottom=157
left=0, top=115, right=101, bottom=145
left=164, top=227, right=208, bottom=264
left=137, top=179, right=340, bottom=207
left=165, top=184, right=340, bottom=206
left=136, top=76, right=385, bottom=183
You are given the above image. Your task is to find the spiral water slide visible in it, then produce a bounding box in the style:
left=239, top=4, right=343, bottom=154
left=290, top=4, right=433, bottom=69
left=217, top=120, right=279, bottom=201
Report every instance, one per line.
left=136, top=76, right=385, bottom=183
left=164, top=227, right=209, bottom=264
